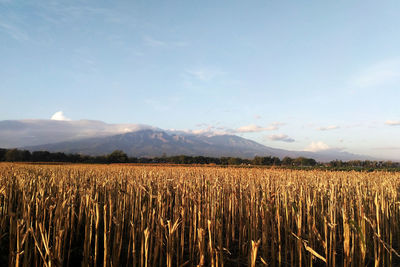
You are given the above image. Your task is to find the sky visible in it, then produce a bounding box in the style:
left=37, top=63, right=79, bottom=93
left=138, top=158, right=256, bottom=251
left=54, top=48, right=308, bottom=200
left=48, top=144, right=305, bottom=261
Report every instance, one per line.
left=1, top=0, right=400, bottom=160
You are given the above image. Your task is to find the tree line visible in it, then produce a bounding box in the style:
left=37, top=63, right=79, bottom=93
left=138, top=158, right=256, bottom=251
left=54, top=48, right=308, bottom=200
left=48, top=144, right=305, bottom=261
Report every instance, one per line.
left=0, top=148, right=399, bottom=170
left=0, top=148, right=318, bottom=166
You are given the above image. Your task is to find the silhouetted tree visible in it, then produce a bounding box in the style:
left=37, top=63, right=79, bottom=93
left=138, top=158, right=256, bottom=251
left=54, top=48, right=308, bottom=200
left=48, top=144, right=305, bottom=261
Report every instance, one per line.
left=32, top=151, right=51, bottom=162
left=0, top=148, right=7, bottom=161
left=272, top=157, right=281, bottom=165
left=281, top=157, right=294, bottom=166
left=107, top=150, right=128, bottom=163
left=4, top=149, right=31, bottom=162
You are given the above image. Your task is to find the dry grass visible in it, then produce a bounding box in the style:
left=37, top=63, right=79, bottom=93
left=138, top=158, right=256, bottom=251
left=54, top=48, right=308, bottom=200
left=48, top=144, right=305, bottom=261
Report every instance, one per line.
left=0, top=163, right=400, bottom=266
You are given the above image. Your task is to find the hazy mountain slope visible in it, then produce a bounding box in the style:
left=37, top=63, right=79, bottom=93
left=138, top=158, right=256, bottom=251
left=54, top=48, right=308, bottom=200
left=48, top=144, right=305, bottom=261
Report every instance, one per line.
left=0, top=120, right=155, bottom=148
left=0, top=119, right=375, bottom=161
left=24, top=129, right=268, bottom=158
left=24, top=129, right=373, bottom=161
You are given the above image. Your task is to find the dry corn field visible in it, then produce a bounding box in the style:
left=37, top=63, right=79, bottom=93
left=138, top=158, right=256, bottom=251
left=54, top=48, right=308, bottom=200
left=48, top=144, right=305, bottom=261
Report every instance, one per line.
left=0, top=163, right=400, bottom=266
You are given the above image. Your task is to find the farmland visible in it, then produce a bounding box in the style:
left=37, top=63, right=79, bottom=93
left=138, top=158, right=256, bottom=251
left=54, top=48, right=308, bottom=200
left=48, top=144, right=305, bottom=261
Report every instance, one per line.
left=1, top=163, right=400, bottom=266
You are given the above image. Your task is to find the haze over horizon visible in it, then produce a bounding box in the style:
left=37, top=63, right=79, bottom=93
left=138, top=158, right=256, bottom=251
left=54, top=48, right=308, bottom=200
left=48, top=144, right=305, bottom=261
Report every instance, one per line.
left=1, top=1, right=399, bottom=160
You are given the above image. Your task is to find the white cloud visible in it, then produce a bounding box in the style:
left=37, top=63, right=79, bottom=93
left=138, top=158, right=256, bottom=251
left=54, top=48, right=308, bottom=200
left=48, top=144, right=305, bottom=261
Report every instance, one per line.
left=51, top=111, right=71, bottom=121
left=268, top=134, right=295, bottom=143
left=236, top=124, right=267, bottom=133
left=169, top=126, right=229, bottom=137
left=351, top=59, right=400, bottom=88
left=170, top=122, right=285, bottom=136
left=317, top=125, right=340, bottom=131
left=385, top=120, right=400, bottom=126
left=304, top=141, right=331, bottom=152
left=235, top=124, right=279, bottom=133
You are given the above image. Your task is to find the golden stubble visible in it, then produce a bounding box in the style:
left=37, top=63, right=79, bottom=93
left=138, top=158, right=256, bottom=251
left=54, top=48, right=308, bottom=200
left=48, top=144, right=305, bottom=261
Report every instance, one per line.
left=0, top=163, right=399, bottom=266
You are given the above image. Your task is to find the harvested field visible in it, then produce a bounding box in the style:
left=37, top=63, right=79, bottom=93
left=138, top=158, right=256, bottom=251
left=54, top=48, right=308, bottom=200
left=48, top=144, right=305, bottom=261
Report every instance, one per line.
left=0, top=163, right=399, bottom=266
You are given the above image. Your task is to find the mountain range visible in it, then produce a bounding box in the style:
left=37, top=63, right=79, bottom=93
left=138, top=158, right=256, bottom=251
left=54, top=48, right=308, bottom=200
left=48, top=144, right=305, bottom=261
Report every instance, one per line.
left=0, top=120, right=375, bottom=162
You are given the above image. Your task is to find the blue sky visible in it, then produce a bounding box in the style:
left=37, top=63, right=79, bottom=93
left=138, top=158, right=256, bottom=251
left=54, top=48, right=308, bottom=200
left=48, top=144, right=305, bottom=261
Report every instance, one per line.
left=1, top=0, right=400, bottom=159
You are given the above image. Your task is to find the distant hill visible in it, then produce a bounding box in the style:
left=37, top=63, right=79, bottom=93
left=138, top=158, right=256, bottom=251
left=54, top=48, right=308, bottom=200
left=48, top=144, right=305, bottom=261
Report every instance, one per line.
left=0, top=119, right=155, bottom=147
left=0, top=119, right=375, bottom=162
left=24, top=129, right=283, bottom=158
left=23, top=131, right=373, bottom=162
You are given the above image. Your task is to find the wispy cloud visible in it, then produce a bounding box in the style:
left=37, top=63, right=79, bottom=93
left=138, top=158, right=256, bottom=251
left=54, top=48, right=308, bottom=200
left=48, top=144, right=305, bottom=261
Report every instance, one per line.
left=317, top=125, right=340, bottom=131
left=173, top=41, right=189, bottom=47
left=36, top=2, right=124, bottom=25
left=51, top=111, right=71, bottom=121
left=351, top=59, right=400, bottom=89
left=271, top=122, right=286, bottom=128
left=186, top=68, right=226, bottom=82
left=143, top=36, right=166, bottom=47
left=143, top=35, right=188, bottom=48
left=0, top=21, right=29, bottom=41
left=144, top=97, right=181, bottom=112
left=236, top=124, right=271, bottom=133
left=385, top=120, right=400, bottom=126
left=233, top=123, right=284, bottom=133
left=373, top=146, right=400, bottom=151
left=171, top=125, right=230, bottom=137
left=268, top=134, right=295, bottom=143
left=177, top=122, right=285, bottom=136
